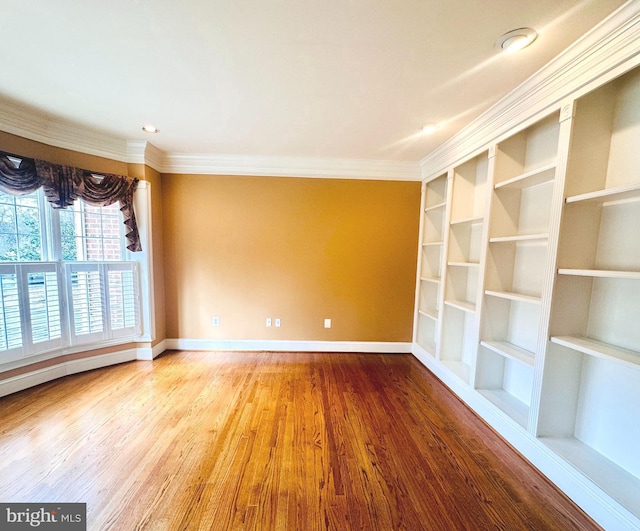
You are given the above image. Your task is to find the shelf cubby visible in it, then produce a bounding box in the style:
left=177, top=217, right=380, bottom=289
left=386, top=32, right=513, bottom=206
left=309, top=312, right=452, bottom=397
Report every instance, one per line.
left=422, top=206, right=446, bottom=244
left=480, top=293, right=540, bottom=358
left=417, top=279, right=439, bottom=317
left=416, top=312, right=438, bottom=356
left=538, top=341, right=640, bottom=519
left=493, top=113, right=560, bottom=187
left=557, top=196, right=640, bottom=273
left=549, top=274, right=640, bottom=363
left=476, top=343, right=533, bottom=429
left=420, top=244, right=442, bottom=280
left=490, top=178, right=555, bottom=239
left=447, top=218, right=483, bottom=264
left=444, top=207, right=484, bottom=318
left=445, top=263, right=479, bottom=312
left=485, top=239, right=546, bottom=299
left=439, top=304, right=477, bottom=383
left=564, top=67, right=640, bottom=199
left=424, top=174, right=448, bottom=210
left=450, top=154, right=488, bottom=223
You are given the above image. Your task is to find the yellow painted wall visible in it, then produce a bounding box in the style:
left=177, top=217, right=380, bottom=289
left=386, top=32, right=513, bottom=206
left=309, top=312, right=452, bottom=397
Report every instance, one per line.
left=162, top=174, right=421, bottom=342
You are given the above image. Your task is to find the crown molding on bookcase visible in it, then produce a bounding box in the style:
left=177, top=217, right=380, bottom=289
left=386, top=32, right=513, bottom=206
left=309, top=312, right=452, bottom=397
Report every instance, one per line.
left=159, top=152, right=420, bottom=180
left=420, top=0, right=640, bottom=180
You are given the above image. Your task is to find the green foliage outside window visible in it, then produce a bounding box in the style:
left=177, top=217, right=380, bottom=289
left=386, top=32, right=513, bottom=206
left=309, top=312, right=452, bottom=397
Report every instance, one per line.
left=0, top=194, right=42, bottom=261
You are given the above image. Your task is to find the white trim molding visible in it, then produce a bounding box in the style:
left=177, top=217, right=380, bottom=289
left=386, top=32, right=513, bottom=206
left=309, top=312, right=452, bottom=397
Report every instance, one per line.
left=158, top=153, right=420, bottom=181
left=0, top=100, right=130, bottom=162
left=0, top=104, right=420, bottom=181
left=420, top=0, right=640, bottom=179
left=165, top=338, right=412, bottom=354
left=126, top=141, right=165, bottom=171
left=136, top=340, right=168, bottom=361
left=0, top=348, right=139, bottom=398
left=0, top=102, right=420, bottom=179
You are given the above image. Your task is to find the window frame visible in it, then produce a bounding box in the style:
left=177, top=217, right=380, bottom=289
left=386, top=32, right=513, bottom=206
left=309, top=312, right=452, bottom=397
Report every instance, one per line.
left=0, top=187, right=144, bottom=368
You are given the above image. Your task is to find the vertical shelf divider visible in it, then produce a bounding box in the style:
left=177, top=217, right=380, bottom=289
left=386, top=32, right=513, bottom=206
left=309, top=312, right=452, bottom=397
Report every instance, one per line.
left=528, top=101, right=574, bottom=433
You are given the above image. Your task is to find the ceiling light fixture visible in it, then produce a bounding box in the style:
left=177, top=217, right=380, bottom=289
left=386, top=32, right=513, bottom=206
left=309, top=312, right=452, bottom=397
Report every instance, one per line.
left=495, top=28, right=537, bottom=53
left=421, top=123, right=440, bottom=134
left=142, top=125, right=160, bottom=134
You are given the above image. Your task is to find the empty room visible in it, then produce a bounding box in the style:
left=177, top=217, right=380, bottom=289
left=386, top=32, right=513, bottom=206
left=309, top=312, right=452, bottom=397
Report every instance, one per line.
left=0, top=1, right=639, bottom=529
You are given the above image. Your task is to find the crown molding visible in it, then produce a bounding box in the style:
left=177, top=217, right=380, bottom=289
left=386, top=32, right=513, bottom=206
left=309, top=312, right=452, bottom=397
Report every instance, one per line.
left=126, top=141, right=164, bottom=172
left=0, top=101, right=129, bottom=162
left=159, top=153, right=420, bottom=180
left=420, top=0, right=640, bottom=179
left=0, top=102, right=419, bottom=180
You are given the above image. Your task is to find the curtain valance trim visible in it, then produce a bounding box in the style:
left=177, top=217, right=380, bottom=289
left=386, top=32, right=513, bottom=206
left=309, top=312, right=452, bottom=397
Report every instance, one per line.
left=0, top=150, right=141, bottom=252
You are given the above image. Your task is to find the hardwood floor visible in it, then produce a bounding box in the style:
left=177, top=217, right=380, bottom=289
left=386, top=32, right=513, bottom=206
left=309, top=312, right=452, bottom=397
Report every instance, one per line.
left=0, top=351, right=598, bottom=530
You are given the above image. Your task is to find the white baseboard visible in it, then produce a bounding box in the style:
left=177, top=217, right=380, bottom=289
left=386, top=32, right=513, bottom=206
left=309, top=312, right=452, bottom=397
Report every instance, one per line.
left=165, top=338, right=412, bottom=354
left=0, top=348, right=138, bottom=398
left=152, top=340, right=168, bottom=359
left=136, top=340, right=168, bottom=360
left=410, top=343, right=640, bottom=531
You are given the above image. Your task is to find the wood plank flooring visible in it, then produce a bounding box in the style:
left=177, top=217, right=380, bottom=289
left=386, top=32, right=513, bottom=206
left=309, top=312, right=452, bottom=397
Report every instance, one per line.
left=0, top=351, right=598, bottom=530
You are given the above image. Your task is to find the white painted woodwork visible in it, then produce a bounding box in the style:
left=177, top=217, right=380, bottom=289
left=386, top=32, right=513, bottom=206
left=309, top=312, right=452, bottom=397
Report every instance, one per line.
left=414, top=173, right=449, bottom=356
left=414, top=52, right=640, bottom=529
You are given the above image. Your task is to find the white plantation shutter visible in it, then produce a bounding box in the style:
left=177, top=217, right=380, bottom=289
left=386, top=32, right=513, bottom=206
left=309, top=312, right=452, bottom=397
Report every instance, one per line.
left=0, top=264, right=66, bottom=362
left=107, top=265, right=138, bottom=337
left=24, top=263, right=64, bottom=352
left=66, top=262, right=139, bottom=345
left=67, top=264, right=105, bottom=344
left=0, top=265, right=22, bottom=354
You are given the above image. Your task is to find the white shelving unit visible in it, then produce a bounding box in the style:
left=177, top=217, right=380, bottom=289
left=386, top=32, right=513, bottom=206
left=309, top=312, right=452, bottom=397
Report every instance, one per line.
left=412, top=14, right=640, bottom=528
left=537, top=68, right=640, bottom=519
left=439, top=152, right=489, bottom=383
left=414, top=173, right=449, bottom=356
left=475, top=113, right=561, bottom=429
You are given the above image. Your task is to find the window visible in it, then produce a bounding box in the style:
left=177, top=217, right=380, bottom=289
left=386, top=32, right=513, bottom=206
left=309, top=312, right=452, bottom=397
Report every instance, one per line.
left=0, top=189, right=140, bottom=364
left=60, top=201, right=124, bottom=261
left=0, top=191, right=43, bottom=261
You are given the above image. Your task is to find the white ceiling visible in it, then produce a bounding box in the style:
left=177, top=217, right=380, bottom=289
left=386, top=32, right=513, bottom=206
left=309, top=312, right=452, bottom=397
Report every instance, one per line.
left=0, top=0, right=629, bottom=164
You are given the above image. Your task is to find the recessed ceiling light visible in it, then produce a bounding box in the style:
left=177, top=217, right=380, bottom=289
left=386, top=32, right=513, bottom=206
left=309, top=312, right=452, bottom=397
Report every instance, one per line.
left=495, top=28, right=537, bottom=53
left=421, top=123, right=440, bottom=134
left=142, top=125, right=160, bottom=134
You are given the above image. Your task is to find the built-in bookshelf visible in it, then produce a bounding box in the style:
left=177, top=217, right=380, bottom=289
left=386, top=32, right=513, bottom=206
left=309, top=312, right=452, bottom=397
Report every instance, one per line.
left=415, top=173, right=449, bottom=355
left=475, top=113, right=561, bottom=428
left=537, top=67, right=640, bottom=519
left=439, top=152, right=489, bottom=382
left=414, top=53, right=640, bottom=529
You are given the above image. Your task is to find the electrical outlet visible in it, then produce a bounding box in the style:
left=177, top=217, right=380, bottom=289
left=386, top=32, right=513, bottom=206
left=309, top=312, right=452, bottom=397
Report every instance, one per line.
left=266, top=318, right=272, bottom=327
left=324, top=318, right=331, bottom=328
left=212, top=316, right=220, bottom=326
left=275, top=318, right=281, bottom=327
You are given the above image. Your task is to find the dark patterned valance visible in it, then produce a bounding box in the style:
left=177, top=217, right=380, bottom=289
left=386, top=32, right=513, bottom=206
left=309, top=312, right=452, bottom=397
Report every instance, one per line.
left=0, top=150, right=141, bottom=252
